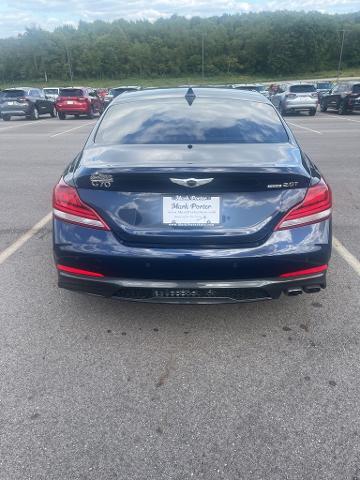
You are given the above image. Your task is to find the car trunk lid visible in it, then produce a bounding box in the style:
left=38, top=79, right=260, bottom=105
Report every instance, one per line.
left=74, top=144, right=311, bottom=247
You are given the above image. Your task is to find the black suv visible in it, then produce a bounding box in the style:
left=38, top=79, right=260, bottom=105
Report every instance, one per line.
left=320, top=81, right=360, bottom=114
left=0, top=87, right=56, bottom=121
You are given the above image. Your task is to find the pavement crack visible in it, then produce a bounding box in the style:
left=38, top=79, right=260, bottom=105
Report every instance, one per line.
left=156, top=356, right=175, bottom=388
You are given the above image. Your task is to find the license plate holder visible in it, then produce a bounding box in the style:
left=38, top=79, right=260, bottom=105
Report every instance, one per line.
left=163, top=195, right=220, bottom=226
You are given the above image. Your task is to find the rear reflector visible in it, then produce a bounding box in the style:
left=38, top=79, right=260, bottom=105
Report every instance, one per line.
left=57, top=264, right=104, bottom=277
left=276, top=178, right=332, bottom=230
left=280, top=264, right=328, bottom=278
left=53, top=178, right=110, bottom=230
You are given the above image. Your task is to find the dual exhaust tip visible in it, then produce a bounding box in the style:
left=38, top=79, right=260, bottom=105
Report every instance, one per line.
left=284, top=285, right=322, bottom=296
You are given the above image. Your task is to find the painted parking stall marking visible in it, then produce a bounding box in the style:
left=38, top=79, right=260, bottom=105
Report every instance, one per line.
left=286, top=121, right=322, bottom=134
left=50, top=121, right=96, bottom=137
left=0, top=213, right=52, bottom=266
left=0, top=121, right=45, bottom=132
left=333, top=236, right=360, bottom=277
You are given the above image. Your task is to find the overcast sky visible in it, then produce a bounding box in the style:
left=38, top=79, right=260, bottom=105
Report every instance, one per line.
left=0, top=0, right=359, bottom=38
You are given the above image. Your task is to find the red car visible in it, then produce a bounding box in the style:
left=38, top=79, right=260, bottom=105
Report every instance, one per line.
left=55, top=87, right=103, bottom=119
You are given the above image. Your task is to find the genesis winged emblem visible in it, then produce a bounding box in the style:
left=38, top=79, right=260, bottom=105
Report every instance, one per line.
left=170, top=178, right=214, bottom=188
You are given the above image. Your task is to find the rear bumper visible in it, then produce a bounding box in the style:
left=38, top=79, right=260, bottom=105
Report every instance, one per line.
left=58, top=271, right=327, bottom=303
left=0, top=107, right=30, bottom=116
left=56, top=106, right=89, bottom=114
left=284, top=101, right=317, bottom=111
left=54, top=217, right=331, bottom=302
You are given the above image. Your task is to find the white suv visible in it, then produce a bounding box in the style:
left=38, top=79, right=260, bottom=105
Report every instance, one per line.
left=271, top=83, right=318, bottom=116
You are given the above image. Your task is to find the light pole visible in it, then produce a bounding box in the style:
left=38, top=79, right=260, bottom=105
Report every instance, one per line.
left=337, top=29, right=346, bottom=80
left=201, top=34, right=205, bottom=81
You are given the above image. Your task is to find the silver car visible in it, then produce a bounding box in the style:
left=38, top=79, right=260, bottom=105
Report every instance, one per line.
left=43, top=87, right=62, bottom=101
left=271, top=83, right=318, bottom=116
left=232, top=83, right=270, bottom=98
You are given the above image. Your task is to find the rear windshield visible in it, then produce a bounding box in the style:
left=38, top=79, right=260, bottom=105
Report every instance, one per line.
left=352, top=84, right=360, bottom=94
left=289, top=85, right=316, bottom=93
left=59, top=89, right=83, bottom=97
left=44, top=88, right=59, bottom=94
left=316, top=82, right=332, bottom=89
left=2, top=90, right=26, bottom=98
left=235, top=85, right=265, bottom=92
left=95, top=99, right=288, bottom=145
left=110, top=88, right=135, bottom=97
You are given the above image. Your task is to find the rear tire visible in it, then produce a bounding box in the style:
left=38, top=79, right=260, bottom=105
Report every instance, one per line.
left=58, top=112, right=66, bottom=120
left=30, top=107, right=39, bottom=120
left=50, top=106, right=56, bottom=118
left=2, top=115, right=11, bottom=121
left=309, top=108, right=316, bottom=116
left=74, top=114, right=80, bottom=119
left=338, top=102, right=347, bottom=115
left=320, top=101, right=327, bottom=112
left=280, top=104, right=287, bottom=116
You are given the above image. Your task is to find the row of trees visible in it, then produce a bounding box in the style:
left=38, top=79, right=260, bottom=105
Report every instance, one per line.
left=0, top=11, right=359, bottom=82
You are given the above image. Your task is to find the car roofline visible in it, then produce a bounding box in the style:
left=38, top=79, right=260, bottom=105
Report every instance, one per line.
left=111, top=87, right=272, bottom=105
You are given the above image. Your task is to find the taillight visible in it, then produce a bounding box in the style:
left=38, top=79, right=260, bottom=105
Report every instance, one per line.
left=275, top=179, right=332, bottom=230
left=310, top=92, right=318, bottom=98
left=78, top=97, right=88, bottom=102
left=18, top=97, right=28, bottom=103
left=53, top=178, right=110, bottom=230
left=57, top=264, right=105, bottom=277
left=280, top=264, right=328, bottom=278
left=286, top=93, right=297, bottom=99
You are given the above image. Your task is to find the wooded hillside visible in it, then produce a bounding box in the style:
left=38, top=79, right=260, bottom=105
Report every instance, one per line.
left=0, top=11, right=359, bottom=82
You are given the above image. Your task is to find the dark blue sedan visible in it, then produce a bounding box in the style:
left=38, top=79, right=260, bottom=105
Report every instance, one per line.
left=53, top=87, right=332, bottom=303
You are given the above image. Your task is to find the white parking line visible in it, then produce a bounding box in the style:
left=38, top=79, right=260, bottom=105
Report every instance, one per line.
left=0, top=213, right=52, bottom=266
left=333, top=236, right=360, bottom=277
left=325, top=115, right=360, bottom=124
left=0, top=121, right=42, bottom=132
left=286, top=121, right=322, bottom=134
left=51, top=122, right=96, bottom=137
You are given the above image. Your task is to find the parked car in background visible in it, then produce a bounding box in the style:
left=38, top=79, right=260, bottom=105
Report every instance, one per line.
left=96, top=88, right=108, bottom=99
left=271, top=83, right=318, bottom=116
left=320, top=81, right=360, bottom=114
left=53, top=87, right=332, bottom=303
left=55, top=87, right=103, bottom=119
left=43, top=87, right=62, bottom=101
left=103, top=86, right=141, bottom=109
left=315, top=81, right=333, bottom=99
left=0, top=87, right=56, bottom=121
left=232, top=84, right=269, bottom=98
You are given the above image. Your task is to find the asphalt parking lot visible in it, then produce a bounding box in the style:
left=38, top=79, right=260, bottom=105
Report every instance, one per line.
left=1, top=112, right=359, bottom=479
